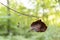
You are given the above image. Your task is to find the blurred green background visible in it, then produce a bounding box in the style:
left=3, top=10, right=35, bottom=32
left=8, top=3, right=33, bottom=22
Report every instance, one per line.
left=0, top=0, right=60, bottom=40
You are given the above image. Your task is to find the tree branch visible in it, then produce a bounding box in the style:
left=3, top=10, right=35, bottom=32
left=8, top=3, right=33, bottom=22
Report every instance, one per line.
left=0, top=2, right=40, bottom=19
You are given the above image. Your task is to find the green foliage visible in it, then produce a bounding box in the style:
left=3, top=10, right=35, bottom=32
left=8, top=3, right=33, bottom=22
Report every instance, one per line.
left=0, top=0, right=60, bottom=40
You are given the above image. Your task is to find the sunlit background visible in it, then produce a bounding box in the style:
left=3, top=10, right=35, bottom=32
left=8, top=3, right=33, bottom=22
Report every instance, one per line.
left=0, top=0, right=60, bottom=40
